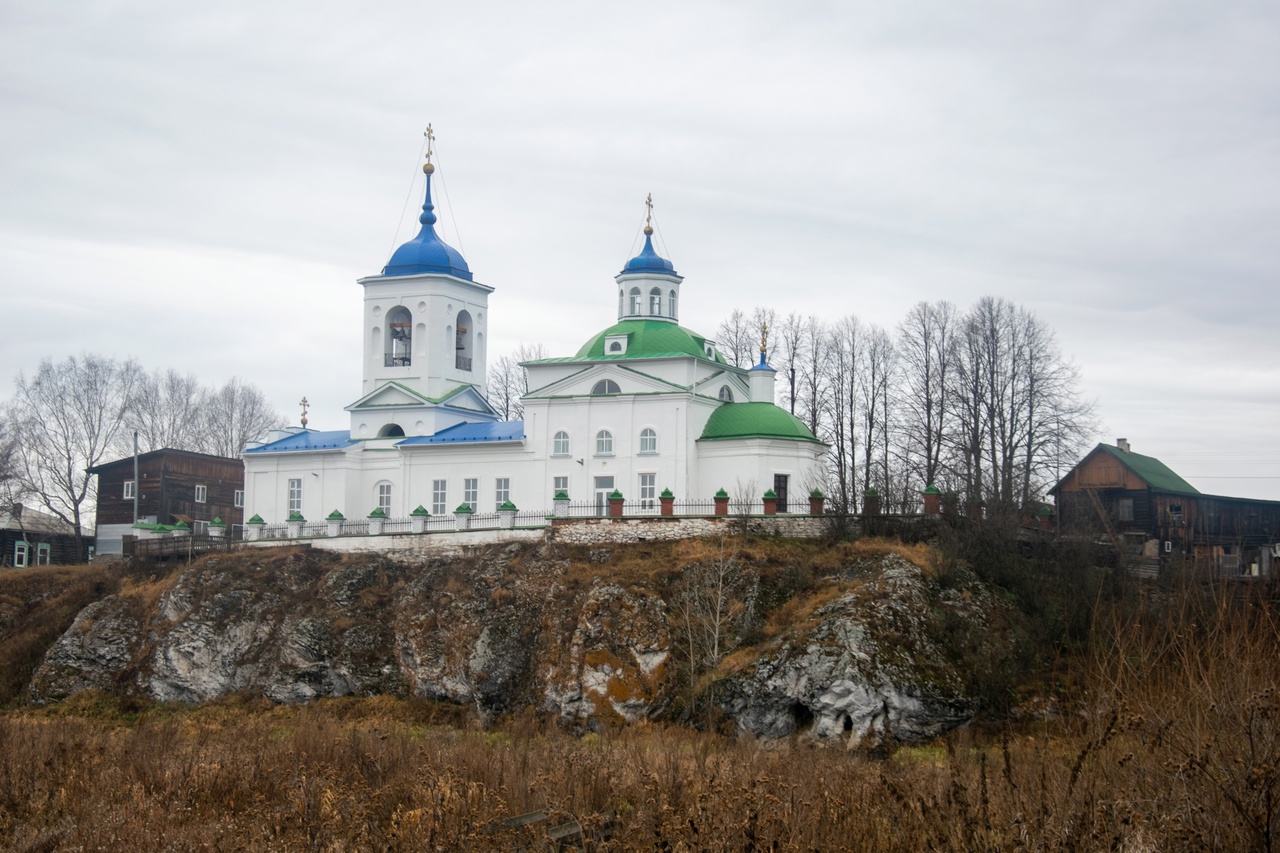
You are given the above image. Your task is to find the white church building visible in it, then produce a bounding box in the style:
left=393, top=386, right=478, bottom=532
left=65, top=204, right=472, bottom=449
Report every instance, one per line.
left=242, top=147, right=826, bottom=523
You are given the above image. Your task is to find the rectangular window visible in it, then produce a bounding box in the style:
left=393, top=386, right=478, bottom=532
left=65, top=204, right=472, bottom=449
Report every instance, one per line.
left=464, top=478, right=478, bottom=511
left=194, top=484, right=207, bottom=504
left=639, top=473, right=656, bottom=511
left=233, top=490, right=244, bottom=508
left=288, top=478, right=303, bottom=513
left=432, top=480, right=448, bottom=515
left=36, top=543, right=51, bottom=566
left=193, top=520, right=209, bottom=536
left=123, top=480, right=136, bottom=500
left=553, top=475, right=569, bottom=497
left=378, top=483, right=392, bottom=515
left=495, top=478, right=511, bottom=511
left=13, top=542, right=28, bottom=569
left=1118, top=498, right=1134, bottom=522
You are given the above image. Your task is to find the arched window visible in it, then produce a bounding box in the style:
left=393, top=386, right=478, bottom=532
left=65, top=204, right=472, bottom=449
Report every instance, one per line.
left=608, top=341, right=623, bottom=353
left=618, top=289, right=624, bottom=316
left=553, top=431, right=570, bottom=455
left=591, top=379, right=621, bottom=395
left=719, top=386, right=734, bottom=402
left=595, top=430, right=614, bottom=455
left=649, top=287, right=662, bottom=315
left=628, top=287, right=641, bottom=315
left=455, top=309, right=473, bottom=371
left=639, top=427, right=657, bottom=454
left=669, top=289, right=677, bottom=317
left=377, top=423, right=406, bottom=437
left=385, top=306, right=412, bottom=367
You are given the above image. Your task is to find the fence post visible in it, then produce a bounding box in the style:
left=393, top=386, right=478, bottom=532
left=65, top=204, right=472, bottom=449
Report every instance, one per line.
left=808, top=488, right=825, bottom=516
left=499, top=500, right=518, bottom=529
left=326, top=509, right=345, bottom=537
left=454, top=503, right=474, bottom=530
left=246, top=515, right=265, bottom=541
left=553, top=490, right=570, bottom=518
left=762, top=489, right=778, bottom=516
left=209, top=516, right=227, bottom=539
left=921, top=484, right=941, bottom=515
left=411, top=505, right=429, bottom=533
left=286, top=512, right=305, bottom=539
left=367, top=507, right=387, bottom=535
left=608, top=490, right=625, bottom=519
left=714, top=489, right=730, bottom=516
left=659, top=488, right=675, bottom=517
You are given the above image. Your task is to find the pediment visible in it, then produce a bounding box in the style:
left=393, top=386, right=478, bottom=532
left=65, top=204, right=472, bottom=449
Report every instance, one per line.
left=346, top=382, right=497, bottom=417
left=524, top=363, right=688, bottom=399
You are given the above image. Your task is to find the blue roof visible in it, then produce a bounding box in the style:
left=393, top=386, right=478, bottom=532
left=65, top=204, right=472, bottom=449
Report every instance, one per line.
left=397, top=421, right=525, bottom=445
left=244, top=429, right=356, bottom=454
left=621, top=231, right=677, bottom=276
left=382, top=169, right=473, bottom=280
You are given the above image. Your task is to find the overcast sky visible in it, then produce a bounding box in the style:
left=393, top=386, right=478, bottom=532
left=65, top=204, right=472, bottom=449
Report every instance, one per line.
left=1, top=1, right=1277, bottom=497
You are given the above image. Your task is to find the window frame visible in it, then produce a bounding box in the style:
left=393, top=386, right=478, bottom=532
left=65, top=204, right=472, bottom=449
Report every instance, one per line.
left=553, top=431, right=570, bottom=456
left=377, top=482, right=393, bottom=515
left=649, top=287, right=662, bottom=315
left=639, top=473, right=657, bottom=511
left=628, top=287, right=641, bottom=314
left=287, top=478, right=303, bottom=514
left=13, top=542, right=28, bottom=568
left=194, top=484, right=207, bottom=504
left=432, top=479, right=448, bottom=516
left=35, top=542, right=51, bottom=566
left=495, top=477, right=511, bottom=511
left=639, top=427, right=657, bottom=454
left=595, top=430, right=614, bottom=456
left=123, top=480, right=136, bottom=500
left=591, top=379, right=621, bottom=395
left=553, top=475, right=569, bottom=497
left=463, top=478, right=479, bottom=511
left=233, top=490, right=244, bottom=508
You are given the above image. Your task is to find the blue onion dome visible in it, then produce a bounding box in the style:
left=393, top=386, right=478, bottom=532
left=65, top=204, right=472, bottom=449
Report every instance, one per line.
left=382, top=162, right=473, bottom=280
left=621, top=224, right=677, bottom=275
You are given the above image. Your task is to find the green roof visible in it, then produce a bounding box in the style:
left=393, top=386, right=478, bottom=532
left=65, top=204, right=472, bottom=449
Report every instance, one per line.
left=1093, top=444, right=1200, bottom=495
left=528, top=320, right=728, bottom=364
left=699, top=403, right=823, bottom=443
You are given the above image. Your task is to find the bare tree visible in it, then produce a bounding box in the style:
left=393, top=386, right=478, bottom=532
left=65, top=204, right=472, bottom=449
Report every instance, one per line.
left=856, top=324, right=896, bottom=503
left=895, top=301, right=958, bottom=491
left=824, top=315, right=861, bottom=514
left=196, top=378, right=286, bottom=457
left=797, top=316, right=829, bottom=435
left=7, top=355, right=142, bottom=543
left=127, top=368, right=207, bottom=452
left=775, top=312, right=806, bottom=415
left=715, top=309, right=755, bottom=368
left=486, top=355, right=525, bottom=421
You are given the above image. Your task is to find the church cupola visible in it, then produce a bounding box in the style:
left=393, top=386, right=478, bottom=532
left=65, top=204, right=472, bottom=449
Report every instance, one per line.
left=382, top=144, right=472, bottom=280
left=616, top=194, right=683, bottom=323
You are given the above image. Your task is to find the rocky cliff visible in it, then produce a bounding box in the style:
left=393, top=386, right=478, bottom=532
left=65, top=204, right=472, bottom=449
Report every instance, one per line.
left=21, top=537, right=1022, bottom=744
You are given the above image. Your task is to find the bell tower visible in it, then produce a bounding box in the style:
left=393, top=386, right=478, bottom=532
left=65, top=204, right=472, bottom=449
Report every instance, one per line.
left=354, top=127, right=493, bottom=401
left=616, top=194, right=683, bottom=323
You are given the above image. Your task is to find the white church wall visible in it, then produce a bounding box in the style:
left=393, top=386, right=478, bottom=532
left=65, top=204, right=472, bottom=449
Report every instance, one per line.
left=696, top=438, right=827, bottom=504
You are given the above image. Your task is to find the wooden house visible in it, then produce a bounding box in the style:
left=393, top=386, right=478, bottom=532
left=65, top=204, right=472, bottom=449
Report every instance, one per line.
left=1052, top=439, right=1280, bottom=576
left=87, top=449, right=245, bottom=557
left=1, top=503, right=91, bottom=567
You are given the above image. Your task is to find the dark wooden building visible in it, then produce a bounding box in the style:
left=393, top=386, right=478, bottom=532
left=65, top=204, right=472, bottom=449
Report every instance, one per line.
left=88, top=449, right=245, bottom=557
left=1052, top=439, right=1280, bottom=576
left=1, top=503, right=91, bottom=567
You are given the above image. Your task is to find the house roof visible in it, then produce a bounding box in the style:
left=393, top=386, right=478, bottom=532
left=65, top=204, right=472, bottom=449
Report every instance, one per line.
left=1053, top=443, right=1201, bottom=496
left=698, top=402, right=823, bottom=443
left=0, top=504, right=82, bottom=536
left=397, top=421, right=525, bottom=445
left=87, top=448, right=244, bottom=474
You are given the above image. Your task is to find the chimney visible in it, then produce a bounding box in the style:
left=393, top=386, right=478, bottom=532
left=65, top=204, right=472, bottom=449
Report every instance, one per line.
left=10, top=502, right=22, bottom=519
left=1117, top=438, right=1130, bottom=453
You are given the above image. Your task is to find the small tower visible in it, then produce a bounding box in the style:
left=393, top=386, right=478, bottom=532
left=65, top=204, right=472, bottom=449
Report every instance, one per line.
left=354, top=127, right=493, bottom=400
left=616, top=194, right=683, bottom=323
left=748, top=322, right=777, bottom=403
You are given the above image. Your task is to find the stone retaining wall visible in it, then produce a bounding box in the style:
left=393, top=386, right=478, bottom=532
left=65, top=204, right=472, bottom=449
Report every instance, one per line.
left=550, top=515, right=831, bottom=545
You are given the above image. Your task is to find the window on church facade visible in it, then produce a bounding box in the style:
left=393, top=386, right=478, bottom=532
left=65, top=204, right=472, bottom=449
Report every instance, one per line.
left=432, top=480, right=447, bottom=515
left=639, top=473, right=656, bottom=511
left=288, top=479, right=302, bottom=514
left=553, top=431, right=570, bottom=455
left=719, top=385, right=734, bottom=402
left=463, top=478, right=478, bottom=510
left=649, top=287, right=662, bottom=315
left=554, top=475, right=569, bottom=497
left=456, top=309, right=473, bottom=371
left=669, top=289, right=676, bottom=317
left=595, top=430, right=613, bottom=456
left=495, top=478, right=510, bottom=511
left=591, top=379, right=620, bottom=395
left=377, top=483, right=392, bottom=515
left=629, top=288, right=641, bottom=314
left=639, top=428, right=657, bottom=454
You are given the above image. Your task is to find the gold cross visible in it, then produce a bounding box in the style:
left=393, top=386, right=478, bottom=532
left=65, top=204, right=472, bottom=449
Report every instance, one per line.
left=760, top=322, right=769, bottom=354
left=299, top=396, right=309, bottom=428
left=424, top=124, right=435, bottom=163
left=645, top=192, right=653, bottom=227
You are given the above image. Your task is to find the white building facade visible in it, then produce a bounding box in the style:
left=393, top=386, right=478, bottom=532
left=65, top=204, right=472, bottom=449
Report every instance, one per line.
left=243, top=153, right=826, bottom=523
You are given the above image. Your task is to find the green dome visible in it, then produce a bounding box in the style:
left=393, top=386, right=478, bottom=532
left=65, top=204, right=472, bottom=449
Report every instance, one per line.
left=699, top=403, right=822, bottom=443
left=575, top=320, right=726, bottom=363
